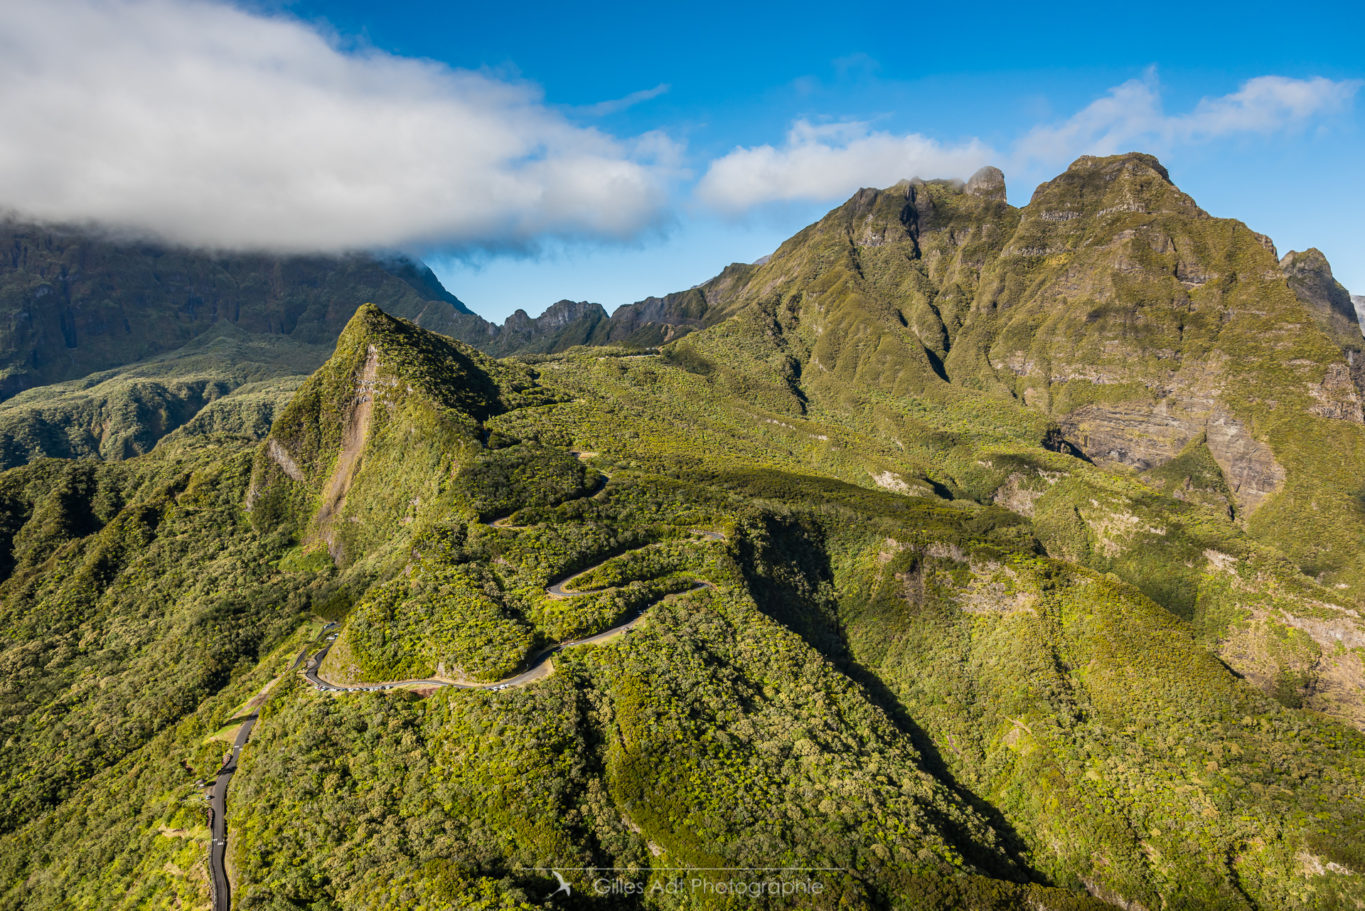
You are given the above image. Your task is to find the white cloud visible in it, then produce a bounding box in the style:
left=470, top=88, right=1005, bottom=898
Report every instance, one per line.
left=699, top=72, right=1360, bottom=214
left=1015, top=71, right=1361, bottom=168
left=1175, top=75, right=1360, bottom=139
left=696, top=120, right=995, bottom=213
left=0, top=0, right=677, bottom=252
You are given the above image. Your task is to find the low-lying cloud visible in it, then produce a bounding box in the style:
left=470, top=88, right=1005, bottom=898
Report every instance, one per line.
left=696, top=120, right=994, bottom=213
left=0, top=0, right=677, bottom=252
left=3, top=4, right=1358, bottom=254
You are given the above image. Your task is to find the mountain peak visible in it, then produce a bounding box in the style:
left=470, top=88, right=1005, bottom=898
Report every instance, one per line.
left=1281, top=247, right=1360, bottom=337
left=1064, top=151, right=1171, bottom=182
left=965, top=165, right=1007, bottom=202
left=1280, top=246, right=1333, bottom=272
left=376, top=255, right=476, bottom=316
left=248, top=303, right=550, bottom=560
left=1026, top=151, right=1199, bottom=218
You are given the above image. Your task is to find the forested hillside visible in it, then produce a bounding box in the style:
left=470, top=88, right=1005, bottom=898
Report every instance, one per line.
left=1, top=155, right=1363, bottom=910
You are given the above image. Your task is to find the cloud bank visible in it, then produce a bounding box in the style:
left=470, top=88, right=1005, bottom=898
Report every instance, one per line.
left=0, top=0, right=676, bottom=252
left=1, top=0, right=1357, bottom=254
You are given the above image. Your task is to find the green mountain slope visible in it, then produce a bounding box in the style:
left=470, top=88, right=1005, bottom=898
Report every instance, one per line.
left=0, top=219, right=758, bottom=468
left=0, top=219, right=500, bottom=466
left=0, top=328, right=323, bottom=468
left=1, top=291, right=1363, bottom=910
left=0, top=219, right=490, bottom=399
left=624, top=154, right=1365, bottom=727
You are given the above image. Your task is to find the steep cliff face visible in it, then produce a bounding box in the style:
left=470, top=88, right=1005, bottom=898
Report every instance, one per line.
left=1281, top=247, right=1361, bottom=343
left=0, top=219, right=486, bottom=400
left=651, top=154, right=1365, bottom=593
left=944, top=156, right=1311, bottom=513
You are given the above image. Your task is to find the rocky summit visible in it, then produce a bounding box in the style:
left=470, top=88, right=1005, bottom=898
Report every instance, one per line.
left=1, top=154, right=1365, bottom=911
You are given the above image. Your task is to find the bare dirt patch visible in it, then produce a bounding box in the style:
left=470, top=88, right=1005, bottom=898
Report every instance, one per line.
left=316, top=344, right=379, bottom=559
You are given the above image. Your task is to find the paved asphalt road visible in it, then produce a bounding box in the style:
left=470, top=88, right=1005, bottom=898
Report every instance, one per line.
left=208, top=711, right=254, bottom=911
left=208, top=642, right=317, bottom=911
left=302, top=580, right=713, bottom=694
left=207, top=496, right=728, bottom=908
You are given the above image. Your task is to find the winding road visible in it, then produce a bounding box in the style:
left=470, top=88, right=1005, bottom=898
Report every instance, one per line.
left=303, top=535, right=723, bottom=693
left=205, top=451, right=726, bottom=909
left=208, top=643, right=314, bottom=911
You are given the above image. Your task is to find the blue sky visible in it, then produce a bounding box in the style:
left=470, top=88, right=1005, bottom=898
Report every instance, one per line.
left=287, top=0, right=1365, bottom=316
left=1, top=0, right=1361, bottom=320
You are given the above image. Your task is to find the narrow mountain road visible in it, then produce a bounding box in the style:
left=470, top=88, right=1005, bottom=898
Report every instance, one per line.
left=210, top=447, right=726, bottom=908
left=309, top=467, right=728, bottom=693
left=208, top=641, right=315, bottom=911
left=208, top=713, right=252, bottom=911
left=304, top=570, right=718, bottom=693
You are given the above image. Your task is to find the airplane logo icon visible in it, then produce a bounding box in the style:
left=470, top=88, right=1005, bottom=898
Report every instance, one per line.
left=549, top=870, right=571, bottom=898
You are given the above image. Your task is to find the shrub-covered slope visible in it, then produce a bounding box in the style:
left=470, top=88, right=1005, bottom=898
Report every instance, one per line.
left=632, top=153, right=1365, bottom=727
left=0, top=219, right=514, bottom=468
left=4, top=153, right=1365, bottom=911
left=2, top=299, right=1363, bottom=911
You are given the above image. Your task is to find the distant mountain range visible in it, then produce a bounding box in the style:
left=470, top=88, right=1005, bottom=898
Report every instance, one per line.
left=0, top=218, right=755, bottom=466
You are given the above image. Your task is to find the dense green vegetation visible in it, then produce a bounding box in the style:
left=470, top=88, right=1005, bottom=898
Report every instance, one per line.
left=3, top=154, right=1365, bottom=910
left=456, top=442, right=595, bottom=521
left=0, top=330, right=319, bottom=469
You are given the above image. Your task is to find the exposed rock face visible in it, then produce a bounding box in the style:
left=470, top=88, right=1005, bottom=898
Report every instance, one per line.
left=1355, top=295, right=1365, bottom=331
left=965, top=165, right=1007, bottom=202
left=1203, top=407, right=1287, bottom=512
left=1282, top=249, right=1358, bottom=330
left=506, top=299, right=605, bottom=332
left=265, top=438, right=303, bottom=482
left=1059, top=402, right=1286, bottom=513
left=315, top=344, right=380, bottom=560
left=0, top=218, right=483, bottom=400
left=1282, top=248, right=1362, bottom=344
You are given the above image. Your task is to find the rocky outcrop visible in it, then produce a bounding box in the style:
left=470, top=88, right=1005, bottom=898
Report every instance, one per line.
left=591, top=261, right=755, bottom=345
left=488, top=300, right=609, bottom=355
left=266, top=439, right=303, bottom=482
left=1282, top=249, right=1359, bottom=335
left=315, top=344, right=380, bottom=560
left=468, top=263, right=755, bottom=355
left=1060, top=402, right=1285, bottom=513
left=1203, top=407, right=1286, bottom=512
left=965, top=165, right=1007, bottom=202
left=1282, top=248, right=1362, bottom=346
